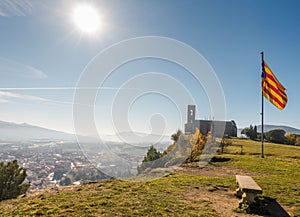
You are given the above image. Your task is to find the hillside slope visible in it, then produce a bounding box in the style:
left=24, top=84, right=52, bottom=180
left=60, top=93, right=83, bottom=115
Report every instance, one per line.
left=0, top=138, right=299, bottom=216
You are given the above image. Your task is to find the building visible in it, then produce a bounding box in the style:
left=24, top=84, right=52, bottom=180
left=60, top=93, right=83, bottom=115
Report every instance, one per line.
left=184, top=105, right=237, bottom=137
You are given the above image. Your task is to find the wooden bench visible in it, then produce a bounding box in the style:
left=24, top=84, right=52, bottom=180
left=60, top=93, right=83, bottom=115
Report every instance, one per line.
left=235, top=175, right=262, bottom=204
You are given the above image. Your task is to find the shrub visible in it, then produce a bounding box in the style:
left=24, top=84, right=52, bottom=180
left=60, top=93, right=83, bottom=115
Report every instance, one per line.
left=0, top=160, right=30, bottom=201
left=171, top=129, right=182, bottom=142
left=235, top=198, right=269, bottom=215
left=265, top=129, right=286, bottom=144
left=185, top=128, right=208, bottom=163
left=241, top=125, right=258, bottom=140
left=137, top=145, right=165, bottom=174
left=285, top=133, right=296, bottom=145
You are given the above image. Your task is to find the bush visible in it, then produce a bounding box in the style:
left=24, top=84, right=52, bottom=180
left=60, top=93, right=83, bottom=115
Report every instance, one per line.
left=171, top=129, right=182, bottom=142
left=241, top=125, right=257, bottom=140
left=235, top=198, right=269, bottom=215
left=142, top=145, right=164, bottom=162
left=265, top=129, right=286, bottom=144
left=0, top=160, right=30, bottom=201
left=137, top=145, right=165, bottom=174
left=137, top=128, right=210, bottom=174
left=285, top=133, right=296, bottom=145
left=185, top=128, right=208, bottom=163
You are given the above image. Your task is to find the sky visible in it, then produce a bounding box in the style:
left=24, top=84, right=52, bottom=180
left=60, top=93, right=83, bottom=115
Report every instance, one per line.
left=0, top=0, right=299, bottom=137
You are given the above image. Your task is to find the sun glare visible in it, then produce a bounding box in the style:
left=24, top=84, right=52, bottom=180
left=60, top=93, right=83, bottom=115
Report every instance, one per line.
left=72, top=4, right=102, bottom=34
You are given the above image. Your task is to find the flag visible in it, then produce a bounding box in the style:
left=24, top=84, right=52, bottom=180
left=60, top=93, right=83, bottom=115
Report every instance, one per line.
left=261, top=61, right=287, bottom=110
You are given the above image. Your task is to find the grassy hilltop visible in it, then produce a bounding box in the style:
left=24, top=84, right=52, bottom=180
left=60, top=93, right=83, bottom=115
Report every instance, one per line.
left=0, top=138, right=299, bottom=216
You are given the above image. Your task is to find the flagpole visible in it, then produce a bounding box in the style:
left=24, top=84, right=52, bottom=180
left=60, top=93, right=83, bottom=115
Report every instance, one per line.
left=260, top=51, right=265, bottom=158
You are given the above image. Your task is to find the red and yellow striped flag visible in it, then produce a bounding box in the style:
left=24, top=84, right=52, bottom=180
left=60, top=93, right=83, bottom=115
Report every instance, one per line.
left=261, top=61, right=287, bottom=110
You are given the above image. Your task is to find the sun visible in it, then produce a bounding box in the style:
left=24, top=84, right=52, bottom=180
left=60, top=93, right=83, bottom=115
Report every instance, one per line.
left=72, top=4, right=102, bottom=34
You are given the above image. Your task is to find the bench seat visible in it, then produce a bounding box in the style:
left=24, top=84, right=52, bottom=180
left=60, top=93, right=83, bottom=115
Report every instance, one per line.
left=235, top=175, right=262, bottom=204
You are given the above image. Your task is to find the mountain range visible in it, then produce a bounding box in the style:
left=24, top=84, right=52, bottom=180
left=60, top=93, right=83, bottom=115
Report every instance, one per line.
left=0, top=120, right=171, bottom=143
left=0, top=121, right=75, bottom=142
left=257, top=125, right=300, bottom=135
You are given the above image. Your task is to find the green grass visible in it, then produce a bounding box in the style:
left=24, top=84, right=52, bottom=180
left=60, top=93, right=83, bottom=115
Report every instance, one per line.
left=0, top=175, right=229, bottom=216
left=0, top=138, right=299, bottom=216
left=222, top=138, right=300, bottom=215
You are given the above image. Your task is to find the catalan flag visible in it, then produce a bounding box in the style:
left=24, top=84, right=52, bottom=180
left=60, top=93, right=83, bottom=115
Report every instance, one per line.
left=261, top=61, right=287, bottom=110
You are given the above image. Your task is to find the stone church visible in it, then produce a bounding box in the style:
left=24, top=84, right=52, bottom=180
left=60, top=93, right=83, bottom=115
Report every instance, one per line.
left=184, top=105, right=237, bottom=137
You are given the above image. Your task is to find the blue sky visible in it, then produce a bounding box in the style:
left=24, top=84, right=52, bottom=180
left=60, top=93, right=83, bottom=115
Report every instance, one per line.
left=0, top=0, right=299, bottom=135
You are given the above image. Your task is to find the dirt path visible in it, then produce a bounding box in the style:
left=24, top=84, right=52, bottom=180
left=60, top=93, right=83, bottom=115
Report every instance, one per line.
left=184, top=187, right=259, bottom=217
left=176, top=162, right=260, bottom=177
left=175, top=163, right=259, bottom=216
left=176, top=163, right=291, bottom=217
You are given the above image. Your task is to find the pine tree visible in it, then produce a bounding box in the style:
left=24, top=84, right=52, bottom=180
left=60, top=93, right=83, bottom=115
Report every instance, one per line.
left=253, top=125, right=258, bottom=139
left=0, top=160, right=30, bottom=201
left=142, top=145, right=163, bottom=162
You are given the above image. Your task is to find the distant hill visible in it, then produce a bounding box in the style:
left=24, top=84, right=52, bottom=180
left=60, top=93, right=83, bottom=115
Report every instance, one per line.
left=257, top=125, right=300, bottom=135
left=238, top=125, right=300, bottom=137
left=0, top=121, right=75, bottom=142
left=0, top=120, right=172, bottom=144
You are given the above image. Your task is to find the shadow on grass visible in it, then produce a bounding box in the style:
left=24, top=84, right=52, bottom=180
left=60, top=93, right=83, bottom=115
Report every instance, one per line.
left=236, top=196, right=290, bottom=217
left=261, top=196, right=290, bottom=217
left=210, top=157, right=231, bottom=163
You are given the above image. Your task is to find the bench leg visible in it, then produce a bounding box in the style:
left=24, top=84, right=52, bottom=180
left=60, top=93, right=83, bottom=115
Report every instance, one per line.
left=235, top=187, right=243, bottom=198
left=240, top=192, right=257, bottom=204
